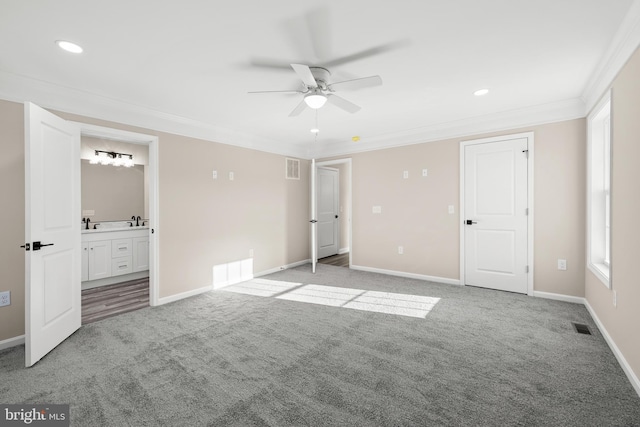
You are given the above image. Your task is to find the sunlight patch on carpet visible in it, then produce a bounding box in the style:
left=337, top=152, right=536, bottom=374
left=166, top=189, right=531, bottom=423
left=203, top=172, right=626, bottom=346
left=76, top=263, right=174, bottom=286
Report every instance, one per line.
left=220, top=279, right=440, bottom=318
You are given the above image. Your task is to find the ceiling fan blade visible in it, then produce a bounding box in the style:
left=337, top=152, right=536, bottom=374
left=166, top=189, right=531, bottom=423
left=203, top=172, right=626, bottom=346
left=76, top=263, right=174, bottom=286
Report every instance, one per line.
left=249, top=57, right=303, bottom=70
left=326, top=94, right=361, bottom=114
left=323, top=39, right=410, bottom=67
left=291, top=63, right=318, bottom=88
left=248, top=89, right=303, bottom=94
left=328, top=75, right=382, bottom=91
left=289, top=100, right=308, bottom=117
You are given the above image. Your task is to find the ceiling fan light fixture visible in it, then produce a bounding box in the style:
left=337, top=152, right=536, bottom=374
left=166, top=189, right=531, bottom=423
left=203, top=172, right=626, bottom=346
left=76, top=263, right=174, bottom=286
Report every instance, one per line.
left=304, top=93, right=327, bottom=109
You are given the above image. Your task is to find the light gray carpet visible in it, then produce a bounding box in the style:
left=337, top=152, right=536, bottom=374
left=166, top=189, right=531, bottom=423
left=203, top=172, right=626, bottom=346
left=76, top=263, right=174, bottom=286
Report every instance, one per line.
left=1, top=264, right=639, bottom=426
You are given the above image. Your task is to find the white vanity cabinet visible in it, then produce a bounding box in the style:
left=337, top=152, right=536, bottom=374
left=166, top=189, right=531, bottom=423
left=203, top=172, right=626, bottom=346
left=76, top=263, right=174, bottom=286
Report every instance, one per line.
left=88, top=240, right=112, bottom=281
left=81, top=227, right=149, bottom=288
left=132, top=236, right=149, bottom=272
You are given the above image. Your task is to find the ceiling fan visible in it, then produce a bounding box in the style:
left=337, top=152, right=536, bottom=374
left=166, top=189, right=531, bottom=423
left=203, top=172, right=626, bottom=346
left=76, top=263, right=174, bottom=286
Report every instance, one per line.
left=248, top=63, right=382, bottom=116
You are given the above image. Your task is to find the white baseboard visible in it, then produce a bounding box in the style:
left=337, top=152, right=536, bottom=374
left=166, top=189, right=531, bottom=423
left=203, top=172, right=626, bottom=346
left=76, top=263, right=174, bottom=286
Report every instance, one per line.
left=350, top=264, right=460, bottom=286
left=584, top=300, right=640, bottom=398
left=533, top=291, right=586, bottom=305
left=338, top=247, right=349, bottom=255
left=156, top=284, right=213, bottom=306
left=0, top=335, right=25, bottom=351
left=254, top=259, right=311, bottom=278
left=213, top=274, right=254, bottom=290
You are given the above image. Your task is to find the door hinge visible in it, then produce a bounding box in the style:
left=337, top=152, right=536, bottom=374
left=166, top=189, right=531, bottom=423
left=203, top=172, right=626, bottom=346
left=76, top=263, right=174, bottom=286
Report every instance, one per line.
left=525, top=208, right=529, bottom=216
left=526, top=265, right=529, bottom=273
left=522, top=149, right=529, bottom=158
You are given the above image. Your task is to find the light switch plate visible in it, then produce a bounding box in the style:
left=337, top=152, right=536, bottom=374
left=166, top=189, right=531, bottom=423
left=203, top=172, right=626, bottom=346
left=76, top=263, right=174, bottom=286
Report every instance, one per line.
left=448, top=205, right=455, bottom=214
left=372, top=206, right=382, bottom=214
left=403, top=171, right=409, bottom=179
left=0, top=291, right=10, bottom=307
left=422, top=169, right=428, bottom=177
left=212, top=170, right=217, bottom=179
left=229, top=172, right=234, bottom=181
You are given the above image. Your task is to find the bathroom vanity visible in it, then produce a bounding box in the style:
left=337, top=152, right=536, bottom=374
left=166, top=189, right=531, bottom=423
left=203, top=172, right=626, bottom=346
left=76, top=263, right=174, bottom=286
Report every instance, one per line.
left=81, top=226, right=150, bottom=289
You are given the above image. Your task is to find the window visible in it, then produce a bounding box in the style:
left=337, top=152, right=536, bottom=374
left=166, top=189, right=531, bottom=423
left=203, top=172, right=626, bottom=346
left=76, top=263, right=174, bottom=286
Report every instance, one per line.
left=587, top=91, right=611, bottom=287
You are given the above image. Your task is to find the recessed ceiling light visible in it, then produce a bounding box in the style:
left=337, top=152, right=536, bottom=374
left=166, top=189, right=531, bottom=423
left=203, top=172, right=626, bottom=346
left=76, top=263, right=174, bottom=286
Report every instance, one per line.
left=474, top=89, right=489, bottom=97
left=56, top=40, right=83, bottom=54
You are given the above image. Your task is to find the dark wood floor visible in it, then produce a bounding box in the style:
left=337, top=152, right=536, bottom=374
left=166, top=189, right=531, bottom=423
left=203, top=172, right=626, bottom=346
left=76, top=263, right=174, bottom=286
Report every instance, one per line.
left=81, top=278, right=149, bottom=324
left=318, top=252, right=349, bottom=267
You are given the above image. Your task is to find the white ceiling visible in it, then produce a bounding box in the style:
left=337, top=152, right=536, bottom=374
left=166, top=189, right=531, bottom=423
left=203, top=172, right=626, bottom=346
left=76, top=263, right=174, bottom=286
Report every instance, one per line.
left=1, top=1, right=638, bottom=158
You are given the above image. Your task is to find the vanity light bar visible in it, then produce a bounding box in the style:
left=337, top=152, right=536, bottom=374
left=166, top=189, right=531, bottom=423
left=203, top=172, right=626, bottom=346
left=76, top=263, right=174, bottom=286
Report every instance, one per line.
left=89, top=150, right=134, bottom=167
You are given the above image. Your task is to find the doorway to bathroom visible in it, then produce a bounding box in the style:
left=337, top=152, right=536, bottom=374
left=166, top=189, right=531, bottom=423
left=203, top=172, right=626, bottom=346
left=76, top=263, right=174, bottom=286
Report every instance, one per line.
left=79, top=133, right=152, bottom=323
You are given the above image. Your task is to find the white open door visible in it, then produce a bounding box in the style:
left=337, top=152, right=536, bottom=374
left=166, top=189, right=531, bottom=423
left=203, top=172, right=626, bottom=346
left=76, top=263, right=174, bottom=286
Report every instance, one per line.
left=24, top=102, right=81, bottom=367
left=317, top=167, right=339, bottom=259
left=462, top=136, right=529, bottom=294
left=310, top=159, right=317, bottom=273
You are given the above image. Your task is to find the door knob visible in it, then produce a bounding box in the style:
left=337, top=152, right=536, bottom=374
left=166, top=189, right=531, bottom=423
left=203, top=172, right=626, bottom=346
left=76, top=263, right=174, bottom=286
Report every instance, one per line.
left=335, top=215, right=339, bottom=219
left=32, top=241, right=54, bottom=251
left=465, top=220, right=477, bottom=225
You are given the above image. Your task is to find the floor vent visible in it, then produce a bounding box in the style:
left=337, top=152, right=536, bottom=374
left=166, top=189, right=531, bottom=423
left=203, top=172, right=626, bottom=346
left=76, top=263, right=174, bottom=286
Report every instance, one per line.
left=572, top=322, right=592, bottom=335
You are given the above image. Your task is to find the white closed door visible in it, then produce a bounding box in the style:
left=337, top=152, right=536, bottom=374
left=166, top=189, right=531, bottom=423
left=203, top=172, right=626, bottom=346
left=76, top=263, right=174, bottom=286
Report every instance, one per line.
left=25, top=102, right=81, bottom=367
left=317, top=167, right=339, bottom=259
left=464, top=137, right=528, bottom=294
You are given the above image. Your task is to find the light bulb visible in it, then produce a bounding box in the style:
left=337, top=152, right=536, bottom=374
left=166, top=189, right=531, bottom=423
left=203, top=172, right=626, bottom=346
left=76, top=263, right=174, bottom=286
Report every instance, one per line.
left=304, top=93, right=327, bottom=109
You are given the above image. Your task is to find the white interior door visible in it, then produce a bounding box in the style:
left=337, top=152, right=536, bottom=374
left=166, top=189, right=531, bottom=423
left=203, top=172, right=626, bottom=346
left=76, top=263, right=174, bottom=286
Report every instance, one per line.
left=463, top=137, right=528, bottom=294
left=317, top=167, right=339, bottom=259
left=25, top=102, right=81, bottom=367
left=310, top=159, right=317, bottom=273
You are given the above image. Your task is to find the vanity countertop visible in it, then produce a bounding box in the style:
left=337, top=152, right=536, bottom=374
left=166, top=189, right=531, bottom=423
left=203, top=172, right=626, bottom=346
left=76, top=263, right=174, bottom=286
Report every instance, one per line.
left=81, top=226, right=149, bottom=234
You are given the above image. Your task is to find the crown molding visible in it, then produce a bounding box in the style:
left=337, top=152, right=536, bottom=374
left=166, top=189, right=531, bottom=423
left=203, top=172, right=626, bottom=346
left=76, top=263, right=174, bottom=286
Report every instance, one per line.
left=0, top=70, right=310, bottom=159
left=311, top=98, right=586, bottom=158
left=582, top=1, right=640, bottom=115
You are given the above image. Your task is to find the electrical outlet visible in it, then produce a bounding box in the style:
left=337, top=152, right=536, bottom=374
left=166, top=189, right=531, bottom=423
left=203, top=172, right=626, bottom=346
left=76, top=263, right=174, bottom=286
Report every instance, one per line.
left=212, top=170, right=217, bottom=179
left=372, top=206, right=382, bottom=214
left=448, top=205, right=455, bottom=214
left=422, top=169, right=428, bottom=177
left=82, top=210, right=95, bottom=216
left=403, top=171, right=409, bottom=179
left=398, top=246, right=404, bottom=255
left=229, top=172, right=234, bottom=181
left=0, top=291, right=10, bottom=307
left=557, top=259, right=567, bottom=271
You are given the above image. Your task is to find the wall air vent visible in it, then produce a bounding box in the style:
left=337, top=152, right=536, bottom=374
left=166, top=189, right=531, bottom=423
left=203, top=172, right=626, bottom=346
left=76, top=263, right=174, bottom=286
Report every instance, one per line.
left=286, top=158, right=300, bottom=180
left=571, top=322, right=592, bottom=335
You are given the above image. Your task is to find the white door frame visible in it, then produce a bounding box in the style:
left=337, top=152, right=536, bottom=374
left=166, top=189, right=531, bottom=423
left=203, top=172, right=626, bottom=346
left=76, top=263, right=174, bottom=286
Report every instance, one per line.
left=459, top=132, right=534, bottom=295
left=72, top=122, right=160, bottom=306
left=314, top=158, right=352, bottom=268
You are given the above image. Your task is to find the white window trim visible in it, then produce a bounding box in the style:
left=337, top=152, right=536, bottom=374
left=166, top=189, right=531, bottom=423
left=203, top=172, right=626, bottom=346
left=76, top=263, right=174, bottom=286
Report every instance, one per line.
left=586, top=90, right=612, bottom=288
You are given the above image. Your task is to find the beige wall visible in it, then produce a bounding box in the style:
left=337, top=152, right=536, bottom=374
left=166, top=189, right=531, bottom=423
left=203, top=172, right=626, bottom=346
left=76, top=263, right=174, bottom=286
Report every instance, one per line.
left=327, top=119, right=586, bottom=295
left=81, top=160, right=145, bottom=223
left=0, top=99, right=310, bottom=341
left=0, top=100, right=25, bottom=341
left=586, top=47, right=640, bottom=383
